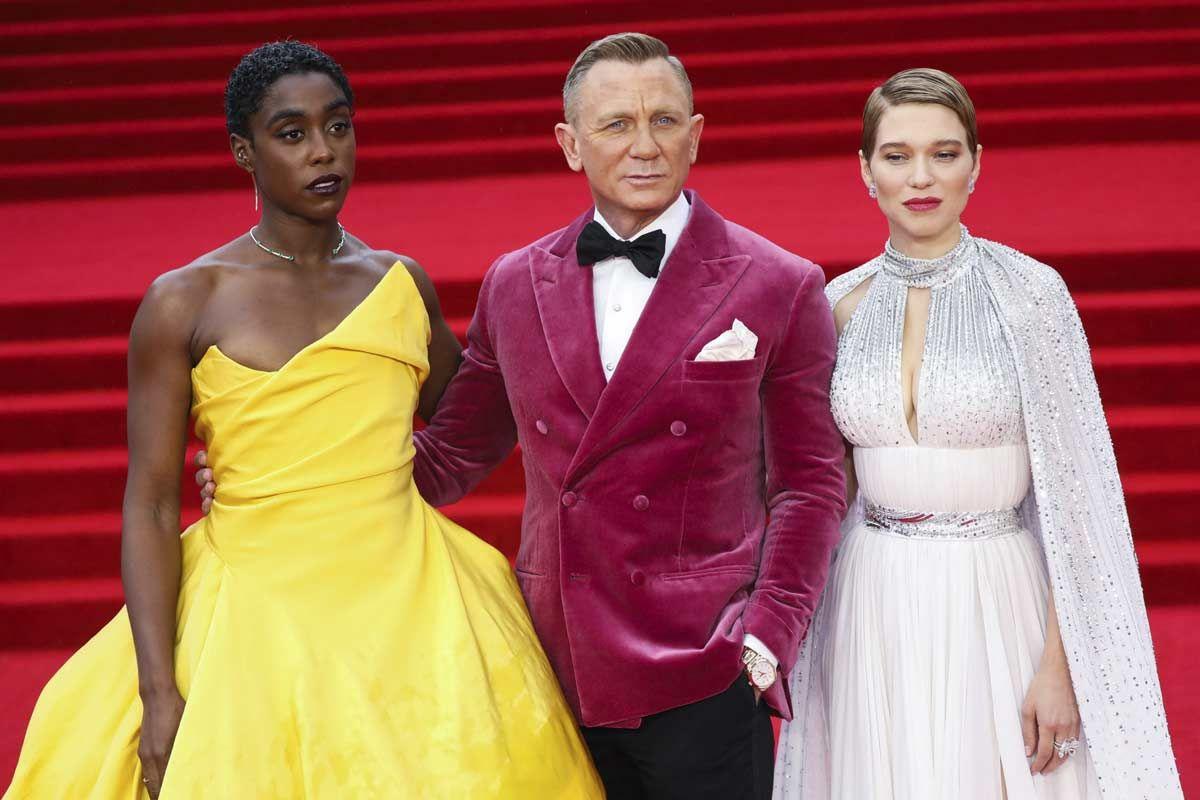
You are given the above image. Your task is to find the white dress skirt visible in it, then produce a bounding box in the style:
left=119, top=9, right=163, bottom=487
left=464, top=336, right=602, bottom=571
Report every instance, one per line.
left=815, top=445, right=1101, bottom=799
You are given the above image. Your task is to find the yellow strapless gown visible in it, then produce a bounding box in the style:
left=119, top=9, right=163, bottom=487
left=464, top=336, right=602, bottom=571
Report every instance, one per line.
left=4, top=264, right=602, bottom=799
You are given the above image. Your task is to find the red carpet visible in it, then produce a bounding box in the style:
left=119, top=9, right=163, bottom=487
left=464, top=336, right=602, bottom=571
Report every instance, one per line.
left=2, top=0, right=1199, bottom=793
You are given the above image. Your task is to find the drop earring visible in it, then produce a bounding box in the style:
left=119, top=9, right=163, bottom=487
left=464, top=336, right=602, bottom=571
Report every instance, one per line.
left=252, top=179, right=259, bottom=212
left=868, top=183, right=878, bottom=199
left=968, top=178, right=976, bottom=194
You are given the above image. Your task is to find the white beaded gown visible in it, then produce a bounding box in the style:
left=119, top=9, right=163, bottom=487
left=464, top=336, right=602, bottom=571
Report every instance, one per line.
left=802, top=232, right=1101, bottom=799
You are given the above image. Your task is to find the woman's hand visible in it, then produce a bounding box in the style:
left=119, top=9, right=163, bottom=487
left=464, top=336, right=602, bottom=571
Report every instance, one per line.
left=1021, top=657, right=1080, bottom=775
left=139, top=688, right=186, bottom=798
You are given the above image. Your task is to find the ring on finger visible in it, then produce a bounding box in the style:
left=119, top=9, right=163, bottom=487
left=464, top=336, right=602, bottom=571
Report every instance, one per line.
left=1053, top=737, right=1080, bottom=759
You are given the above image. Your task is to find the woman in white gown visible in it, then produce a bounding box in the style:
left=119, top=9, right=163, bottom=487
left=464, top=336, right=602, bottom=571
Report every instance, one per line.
left=773, top=69, right=1181, bottom=799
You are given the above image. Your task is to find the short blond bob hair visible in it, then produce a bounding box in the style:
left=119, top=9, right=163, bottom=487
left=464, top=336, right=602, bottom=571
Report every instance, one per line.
left=861, top=68, right=978, bottom=159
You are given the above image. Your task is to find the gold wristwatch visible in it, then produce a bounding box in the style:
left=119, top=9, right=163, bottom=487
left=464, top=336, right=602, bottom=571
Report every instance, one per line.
left=741, top=647, right=776, bottom=691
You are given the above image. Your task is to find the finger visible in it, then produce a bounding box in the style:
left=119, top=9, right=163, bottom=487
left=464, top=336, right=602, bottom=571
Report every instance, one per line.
left=201, top=498, right=212, bottom=515
left=1020, top=706, right=1037, bottom=758
left=193, top=468, right=212, bottom=487
left=202, top=481, right=216, bottom=500
left=193, top=450, right=207, bottom=467
left=1032, top=724, right=1054, bottom=774
left=1043, top=730, right=1065, bottom=774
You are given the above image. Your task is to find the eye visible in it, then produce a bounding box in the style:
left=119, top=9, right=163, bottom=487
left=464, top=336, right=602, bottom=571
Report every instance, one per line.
left=278, top=129, right=303, bottom=141
left=654, top=115, right=675, bottom=126
left=329, top=120, right=351, bottom=134
left=606, top=120, right=627, bottom=131
left=935, top=151, right=958, bottom=160
left=884, top=153, right=906, bottom=163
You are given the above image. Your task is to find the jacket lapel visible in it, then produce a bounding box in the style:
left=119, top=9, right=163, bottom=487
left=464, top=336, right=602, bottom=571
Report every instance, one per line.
left=569, top=192, right=751, bottom=474
left=530, top=211, right=607, bottom=419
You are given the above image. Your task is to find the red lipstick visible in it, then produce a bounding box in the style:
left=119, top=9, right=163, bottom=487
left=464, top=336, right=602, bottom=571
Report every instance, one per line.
left=903, top=197, right=942, bottom=212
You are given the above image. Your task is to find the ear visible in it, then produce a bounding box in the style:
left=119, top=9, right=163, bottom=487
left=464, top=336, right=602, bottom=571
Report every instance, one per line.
left=859, top=150, right=874, bottom=191
left=230, top=134, right=254, bottom=174
left=686, top=113, right=705, bottom=165
left=554, top=122, right=583, bottom=173
left=971, top=144, right=983, bottom=182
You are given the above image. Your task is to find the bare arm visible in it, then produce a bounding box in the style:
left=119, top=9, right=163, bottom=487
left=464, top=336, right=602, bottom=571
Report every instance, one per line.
left=122, top=270, right=207, bottom=796
left=399, top=256, right=463, bottom=422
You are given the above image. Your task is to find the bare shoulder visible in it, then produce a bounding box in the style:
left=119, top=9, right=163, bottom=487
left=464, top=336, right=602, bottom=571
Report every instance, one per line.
left=138, top=257, right=222, bottom=324
left=365, top=248, right=443, bottom=314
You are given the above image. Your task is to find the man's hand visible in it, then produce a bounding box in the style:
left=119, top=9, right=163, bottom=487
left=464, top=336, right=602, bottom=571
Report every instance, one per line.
left=193, top=450, right=215, bottom=514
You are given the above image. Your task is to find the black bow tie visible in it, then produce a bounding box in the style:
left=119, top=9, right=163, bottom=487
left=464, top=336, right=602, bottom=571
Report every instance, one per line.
left=576, top=221, right=667, bottom=279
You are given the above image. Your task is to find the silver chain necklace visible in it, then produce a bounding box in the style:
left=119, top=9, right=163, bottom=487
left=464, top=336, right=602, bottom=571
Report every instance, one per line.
left=250, top=223, right=346, bottom=262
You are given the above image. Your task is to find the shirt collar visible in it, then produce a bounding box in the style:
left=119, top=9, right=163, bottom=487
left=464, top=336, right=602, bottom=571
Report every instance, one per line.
left=592, top=192, right=691, bottom=271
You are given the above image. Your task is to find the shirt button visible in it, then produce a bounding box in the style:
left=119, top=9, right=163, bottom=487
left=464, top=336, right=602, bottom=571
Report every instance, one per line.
left=670, top=420, right=687, bottom=437
left=633, top=495, right=650, bottom=511
left=562, top=492, right=578, bottom=508
left=535, top=420, right=549, bottom=435
left=630, top=570, right=645, bottom=586
left=605, top=363, right=615, bottom=372
left=613, top=304, right=622, bottom=312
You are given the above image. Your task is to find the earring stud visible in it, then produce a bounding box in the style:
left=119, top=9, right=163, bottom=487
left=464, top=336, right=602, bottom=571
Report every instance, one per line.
left=868, top=184, right=878, bottom=199
left=968, top=178, right=976, bottom=194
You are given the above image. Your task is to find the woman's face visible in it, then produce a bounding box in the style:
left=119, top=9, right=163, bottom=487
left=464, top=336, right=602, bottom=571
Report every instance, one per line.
left=233, top=71, right=355, bottom=219
left=860, top=102, right=981, bottom=253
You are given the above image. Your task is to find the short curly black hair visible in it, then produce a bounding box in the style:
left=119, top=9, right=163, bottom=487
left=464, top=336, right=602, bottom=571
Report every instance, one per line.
left=224, top=41, right=354, bottom=138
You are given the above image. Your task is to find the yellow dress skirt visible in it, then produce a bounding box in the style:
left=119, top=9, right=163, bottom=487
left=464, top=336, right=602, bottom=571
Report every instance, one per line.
left=4, top=265, right=602, bottom=799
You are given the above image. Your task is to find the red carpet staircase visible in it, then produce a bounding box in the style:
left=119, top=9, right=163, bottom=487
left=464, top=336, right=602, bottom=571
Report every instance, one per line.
left=2, top=0, right=1199, bottom=790
left=2, top=0, right=1199, bottom=198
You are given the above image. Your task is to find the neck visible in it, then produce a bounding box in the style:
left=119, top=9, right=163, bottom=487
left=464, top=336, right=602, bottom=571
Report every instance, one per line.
left=888, top=221, right=964, bottom=260
left=594, top=193, right=680, bottom=239
left=254, top=209, right=342, bottom=265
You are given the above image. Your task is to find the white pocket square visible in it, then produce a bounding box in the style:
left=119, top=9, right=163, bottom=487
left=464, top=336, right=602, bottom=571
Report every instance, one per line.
left=695, top=319, right=758, bottom=362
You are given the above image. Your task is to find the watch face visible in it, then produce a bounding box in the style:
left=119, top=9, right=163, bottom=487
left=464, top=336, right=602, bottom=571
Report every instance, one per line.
left=750, top=661, right=774, bottom=690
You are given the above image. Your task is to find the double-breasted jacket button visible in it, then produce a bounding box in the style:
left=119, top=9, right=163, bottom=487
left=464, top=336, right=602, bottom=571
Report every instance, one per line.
left=633, top=495, right=650, bottom=511
left=670, top=420, right=687, bottom=437
left=535, top=419, right=549, bottom=435
left=561, top=491, right=578, bottom=508
left=630, top=570, right=646, bottom=586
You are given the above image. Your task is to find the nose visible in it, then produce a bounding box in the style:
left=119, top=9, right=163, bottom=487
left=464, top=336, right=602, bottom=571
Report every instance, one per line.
left=909, top=157, right=935, bottom=188
left=309, top=131, right=335, bottom=165
left=629, top=122, right=660, bottom=160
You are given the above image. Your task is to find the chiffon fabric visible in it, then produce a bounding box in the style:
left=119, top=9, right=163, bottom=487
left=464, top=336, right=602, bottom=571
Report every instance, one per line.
left=819, top=445, right=1100, bottom=799
left=4, top=264, right=602, bottom=799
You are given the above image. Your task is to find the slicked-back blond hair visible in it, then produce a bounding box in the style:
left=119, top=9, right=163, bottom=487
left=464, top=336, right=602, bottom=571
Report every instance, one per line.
left=861, top=68, right=978, bottom=159
left=562, top=32, right=693, bottom=123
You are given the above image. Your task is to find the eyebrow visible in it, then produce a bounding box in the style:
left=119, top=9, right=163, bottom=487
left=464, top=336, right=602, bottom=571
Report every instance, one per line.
left=266, top=98, right=352, bottom=127
left=878, top=138, right=964, bottom=150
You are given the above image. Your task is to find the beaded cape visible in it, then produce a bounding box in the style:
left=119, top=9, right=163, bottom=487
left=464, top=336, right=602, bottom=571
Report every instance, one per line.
left=773, top=231, right=1181, bottom=799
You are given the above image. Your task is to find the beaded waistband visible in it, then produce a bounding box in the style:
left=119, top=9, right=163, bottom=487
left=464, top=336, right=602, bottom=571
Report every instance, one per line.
left=863, top=504, right=1021, bottom=540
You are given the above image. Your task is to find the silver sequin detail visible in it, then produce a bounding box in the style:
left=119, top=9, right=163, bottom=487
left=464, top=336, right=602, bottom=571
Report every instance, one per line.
left=775, top=231, right=1182, bottom=799
left=829, top=226, right=1025, bottom=450
left=864, top=504, right=1021, bottom=540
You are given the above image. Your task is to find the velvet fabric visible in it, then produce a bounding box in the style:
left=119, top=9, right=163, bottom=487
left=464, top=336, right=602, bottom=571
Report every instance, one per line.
left=414, top=191, right=845, bottom=727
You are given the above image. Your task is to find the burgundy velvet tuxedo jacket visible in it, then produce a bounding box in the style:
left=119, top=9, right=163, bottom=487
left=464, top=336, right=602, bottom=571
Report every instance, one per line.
left=413, top=191, right=845, bottom=727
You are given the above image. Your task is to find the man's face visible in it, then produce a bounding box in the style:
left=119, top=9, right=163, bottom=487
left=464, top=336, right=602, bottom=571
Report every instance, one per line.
left=556, top=59, right=703, bottom=233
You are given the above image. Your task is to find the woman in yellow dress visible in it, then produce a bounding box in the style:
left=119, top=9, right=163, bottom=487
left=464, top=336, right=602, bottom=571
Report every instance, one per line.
left=4, top=41, right=601, bottom=799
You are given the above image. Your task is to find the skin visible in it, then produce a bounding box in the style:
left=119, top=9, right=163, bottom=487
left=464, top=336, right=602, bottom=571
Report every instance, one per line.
left=834, top=102, right=1080, bottom=777
left=553, top=58, right=704, bottom=239
left=128, top=70, right=460, bottom=798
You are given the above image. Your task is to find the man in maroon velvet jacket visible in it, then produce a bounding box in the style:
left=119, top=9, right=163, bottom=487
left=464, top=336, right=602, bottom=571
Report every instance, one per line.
left=196, top=31, right=843, bottom=799
left=412, top=33, right=845, bottom=799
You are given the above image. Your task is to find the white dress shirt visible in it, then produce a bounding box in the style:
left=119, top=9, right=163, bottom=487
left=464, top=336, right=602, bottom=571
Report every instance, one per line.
left=589, top=192, right=778, bottom=671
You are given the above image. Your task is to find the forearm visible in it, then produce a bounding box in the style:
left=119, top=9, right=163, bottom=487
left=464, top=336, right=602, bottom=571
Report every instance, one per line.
left=1040, top=587, right=1069, bottom=670
left=121, top=503, right=182, bottom=700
